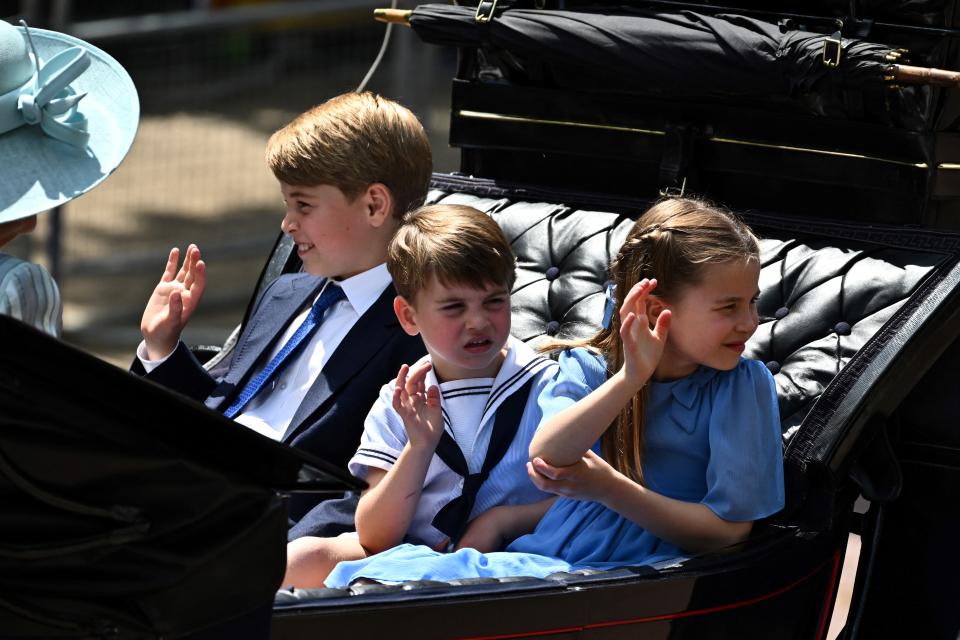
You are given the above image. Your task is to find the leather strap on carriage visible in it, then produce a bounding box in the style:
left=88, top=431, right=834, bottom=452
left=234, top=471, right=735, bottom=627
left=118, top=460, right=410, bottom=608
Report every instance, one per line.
left=475, top=0, right=498, bottom=23
left=475, top=0, right=523, bottom=23
left=431, top=378, right=534, bottom=544
left=658, top=123, right=698, bottom=197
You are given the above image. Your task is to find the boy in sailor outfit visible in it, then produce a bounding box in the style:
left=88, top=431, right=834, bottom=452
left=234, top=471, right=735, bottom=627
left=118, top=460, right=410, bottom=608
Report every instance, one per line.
left=283, top=204, right=559, bottom=587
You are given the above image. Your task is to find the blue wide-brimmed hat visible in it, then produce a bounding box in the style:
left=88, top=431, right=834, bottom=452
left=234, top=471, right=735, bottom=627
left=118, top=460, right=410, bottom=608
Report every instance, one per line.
left=0, top=20, right=139, bottom=223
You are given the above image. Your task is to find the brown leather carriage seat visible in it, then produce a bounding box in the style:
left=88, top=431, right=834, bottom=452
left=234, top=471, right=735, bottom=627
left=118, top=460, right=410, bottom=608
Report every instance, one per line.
left=275, top=173, right=960, bottom=606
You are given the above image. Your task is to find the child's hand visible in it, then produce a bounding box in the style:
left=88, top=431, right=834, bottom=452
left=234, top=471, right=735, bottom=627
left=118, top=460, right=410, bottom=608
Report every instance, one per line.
left=393, top=361, right=444, bottom=451
left=619, top=278, right=671, bottom=388
left=527, top=451, right=622, bottom=504
left=140, top=245, right=206, bottom=360
left=455, top=506, right=509, bottom=553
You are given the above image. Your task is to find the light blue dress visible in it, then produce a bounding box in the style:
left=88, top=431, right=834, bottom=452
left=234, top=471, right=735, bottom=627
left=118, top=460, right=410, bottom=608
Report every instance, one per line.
left=325, top=348, right=784, bottom=587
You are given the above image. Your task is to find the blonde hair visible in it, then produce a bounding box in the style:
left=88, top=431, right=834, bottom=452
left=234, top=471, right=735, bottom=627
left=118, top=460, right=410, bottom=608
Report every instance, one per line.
left=265, top=92, right=432, bottom=218
left=387, top=204, right=516, bottom=301
left=547, top=197, right=760, bottom=482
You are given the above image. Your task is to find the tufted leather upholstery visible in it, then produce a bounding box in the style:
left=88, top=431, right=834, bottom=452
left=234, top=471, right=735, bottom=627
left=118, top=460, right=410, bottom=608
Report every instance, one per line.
left=427, top=176, right=948, bottom=445
left=420, top=174, right=960, bottom=518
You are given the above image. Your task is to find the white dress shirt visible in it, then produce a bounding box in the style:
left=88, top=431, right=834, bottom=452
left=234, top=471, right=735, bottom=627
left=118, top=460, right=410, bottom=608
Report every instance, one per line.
left=138, top=263, right=393, bottom=440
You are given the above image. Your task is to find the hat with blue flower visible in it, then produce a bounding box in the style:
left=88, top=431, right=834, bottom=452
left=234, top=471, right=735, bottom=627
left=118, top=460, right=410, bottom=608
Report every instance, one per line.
left=0, top=20, right=139, bottom=223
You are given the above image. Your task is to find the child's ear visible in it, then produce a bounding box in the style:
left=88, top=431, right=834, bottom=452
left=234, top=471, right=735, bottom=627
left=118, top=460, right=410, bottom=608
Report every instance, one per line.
left=646, top=295, right=669, bottom=328
left=365, top=183, right=394, bottom=228
left=393, top=295, right=421, bottom=337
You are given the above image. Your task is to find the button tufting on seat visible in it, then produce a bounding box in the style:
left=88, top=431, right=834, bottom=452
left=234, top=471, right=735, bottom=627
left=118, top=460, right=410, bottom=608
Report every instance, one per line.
left=546, top=320, right=560, bottom=336
left=545, top=266, right=560, bottom=281
left=775, top=307, right=789, bottom=320
left=765, top=361, right=781, bottom=375
left=834, top=321, right=852, bottom=336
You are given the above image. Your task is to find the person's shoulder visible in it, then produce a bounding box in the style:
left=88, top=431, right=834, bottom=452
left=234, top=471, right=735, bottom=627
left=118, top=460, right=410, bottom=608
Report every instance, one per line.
left=708, top=358, right=779, bottom=410
left=0, top=254, right=50, bottom=282
left=539, top=346, right=607, bottom=391
left=558, top=346, right=606, bottom=374
left=724, top=357, right=775, bottom=387
left=0, top=255, right=58, bottom=297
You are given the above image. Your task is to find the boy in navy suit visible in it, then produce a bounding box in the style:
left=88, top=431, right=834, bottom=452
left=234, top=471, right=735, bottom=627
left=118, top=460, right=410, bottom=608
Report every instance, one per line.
left=132, top=92, right=430, bottom=525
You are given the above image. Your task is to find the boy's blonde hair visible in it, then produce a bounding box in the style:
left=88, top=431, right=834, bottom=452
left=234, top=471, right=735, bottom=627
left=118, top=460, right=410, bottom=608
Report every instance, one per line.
left=387, top=204, right=516, bottom=302
left=545, top=197, right=761, bottom=483
left=265, top=92, right=432, bottom=218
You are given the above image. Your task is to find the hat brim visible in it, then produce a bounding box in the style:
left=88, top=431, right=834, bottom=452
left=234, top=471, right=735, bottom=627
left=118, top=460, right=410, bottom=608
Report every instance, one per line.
left=0, top=27, right=139, bottom=223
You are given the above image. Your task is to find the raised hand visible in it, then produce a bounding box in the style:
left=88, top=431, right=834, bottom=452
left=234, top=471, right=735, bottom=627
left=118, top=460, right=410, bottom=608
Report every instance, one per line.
left=527, top=450, right=622, bottom=504
left=392, top=361, right=444, bottom=451
left=140, top=245, right=206, bottom=360
left=619, top=278, right=671, bottom=388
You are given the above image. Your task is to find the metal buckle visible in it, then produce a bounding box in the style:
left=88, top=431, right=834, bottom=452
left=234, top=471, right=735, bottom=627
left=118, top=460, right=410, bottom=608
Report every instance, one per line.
left=658, top=177, right=687, bottom=198
left=823, top=20, right=843, bottom=68
left=475, top=0, right=498, bottom=23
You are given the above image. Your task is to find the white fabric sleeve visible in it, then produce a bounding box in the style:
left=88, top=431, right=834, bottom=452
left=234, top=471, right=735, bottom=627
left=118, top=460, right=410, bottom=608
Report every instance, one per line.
left=136, top=340, right=180, bottom=373
left=348, top=380, right=409, bottom=479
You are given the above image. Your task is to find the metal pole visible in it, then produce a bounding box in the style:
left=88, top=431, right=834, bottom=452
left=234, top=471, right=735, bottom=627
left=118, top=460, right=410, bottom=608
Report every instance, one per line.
left=18, top=0, right=45, bottom=25
left=45, top=0, right=69, bottom=283
left=46, top=206, right=62, bottom=282
left=50, top=0, right=71, bottom=31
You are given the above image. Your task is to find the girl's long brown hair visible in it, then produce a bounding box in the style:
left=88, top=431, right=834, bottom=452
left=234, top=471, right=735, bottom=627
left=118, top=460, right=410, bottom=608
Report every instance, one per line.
left=542, top=197, right=761, bottom=482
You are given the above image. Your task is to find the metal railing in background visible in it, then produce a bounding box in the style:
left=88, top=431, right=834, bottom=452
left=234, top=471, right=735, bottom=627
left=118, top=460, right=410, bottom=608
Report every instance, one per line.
left=9, top=0, right=456, bottom=361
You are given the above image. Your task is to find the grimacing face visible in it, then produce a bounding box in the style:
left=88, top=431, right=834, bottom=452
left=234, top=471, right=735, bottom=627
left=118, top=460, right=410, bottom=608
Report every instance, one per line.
left=395, top=276, right=512, bottom=382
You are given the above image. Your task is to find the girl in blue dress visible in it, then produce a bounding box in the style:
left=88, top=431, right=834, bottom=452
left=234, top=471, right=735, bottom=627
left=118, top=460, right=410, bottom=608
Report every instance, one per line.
left=325, top=197, right=784, bottom=587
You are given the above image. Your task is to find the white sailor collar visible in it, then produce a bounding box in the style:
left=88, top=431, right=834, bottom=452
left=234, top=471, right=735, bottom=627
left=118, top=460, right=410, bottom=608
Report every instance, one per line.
left=420, top=335, right=558, bottom=431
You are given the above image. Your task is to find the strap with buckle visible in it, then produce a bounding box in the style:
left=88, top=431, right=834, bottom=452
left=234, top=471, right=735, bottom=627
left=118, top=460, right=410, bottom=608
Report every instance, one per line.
left=475, top=0, right=499, bottom=24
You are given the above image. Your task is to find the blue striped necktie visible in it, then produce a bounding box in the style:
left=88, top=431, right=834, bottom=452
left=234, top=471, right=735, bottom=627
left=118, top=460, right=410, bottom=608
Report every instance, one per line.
left=223, top=283, right=345, bottom=419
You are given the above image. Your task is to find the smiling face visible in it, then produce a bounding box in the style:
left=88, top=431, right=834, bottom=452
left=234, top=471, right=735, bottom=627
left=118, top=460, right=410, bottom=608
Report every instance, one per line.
left=650, top=259, right=761, bottom=381
left=394, top=276, right=512, bottom=381
left=279, top=181, right=393, bottom=278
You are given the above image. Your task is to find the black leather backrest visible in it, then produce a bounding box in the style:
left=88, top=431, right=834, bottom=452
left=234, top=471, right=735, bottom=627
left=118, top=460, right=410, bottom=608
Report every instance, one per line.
left=426, top=176, right=959, bottom=479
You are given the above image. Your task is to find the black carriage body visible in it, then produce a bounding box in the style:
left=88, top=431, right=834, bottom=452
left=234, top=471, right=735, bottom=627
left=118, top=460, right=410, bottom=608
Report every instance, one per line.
left=271, top=1, right=960, bottom=638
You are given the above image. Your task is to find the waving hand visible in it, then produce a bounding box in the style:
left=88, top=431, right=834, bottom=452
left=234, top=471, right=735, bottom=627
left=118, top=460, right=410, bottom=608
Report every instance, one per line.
left=619, top=278, right=671, bottom=387
left=392, top=361, right=444, bottom=451
left=140, top=245, right=206, bottom=360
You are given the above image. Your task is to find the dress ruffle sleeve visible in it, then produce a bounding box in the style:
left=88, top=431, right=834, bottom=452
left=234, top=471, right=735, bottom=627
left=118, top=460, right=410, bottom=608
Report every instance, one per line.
left=701, top=359, right=785, bottom=522
left=536, top=347, right=606, bottom=422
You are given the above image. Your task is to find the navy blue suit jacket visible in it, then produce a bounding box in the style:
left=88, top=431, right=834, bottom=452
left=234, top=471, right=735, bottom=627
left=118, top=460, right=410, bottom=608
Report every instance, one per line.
left=131, top=273, right=426, bottom=524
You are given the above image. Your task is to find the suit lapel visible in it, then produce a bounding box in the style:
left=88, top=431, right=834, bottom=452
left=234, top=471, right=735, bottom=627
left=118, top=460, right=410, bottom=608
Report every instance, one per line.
left=282, top=284, right=400, bottom=442
left=223, top=275, right=323, bottom=392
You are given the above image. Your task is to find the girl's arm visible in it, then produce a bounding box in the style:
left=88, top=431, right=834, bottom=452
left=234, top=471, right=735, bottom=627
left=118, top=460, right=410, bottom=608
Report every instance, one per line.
left=603, top=470, right=753, bottom=552
left=529, top=369, right=638, bottom=466
left=530, top=279, right=671, bottom=466
left=529, top=453, right=751, bottom=553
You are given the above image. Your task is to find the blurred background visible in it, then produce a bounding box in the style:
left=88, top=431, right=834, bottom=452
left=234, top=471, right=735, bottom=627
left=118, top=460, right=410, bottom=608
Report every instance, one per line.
left=1, top=0, right=458, bottom=365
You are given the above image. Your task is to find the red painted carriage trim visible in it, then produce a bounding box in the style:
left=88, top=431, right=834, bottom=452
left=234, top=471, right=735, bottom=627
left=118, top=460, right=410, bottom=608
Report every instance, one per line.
left=454, top=556, right=841, bottom=640
left=815, top=550, right=844, bottom=640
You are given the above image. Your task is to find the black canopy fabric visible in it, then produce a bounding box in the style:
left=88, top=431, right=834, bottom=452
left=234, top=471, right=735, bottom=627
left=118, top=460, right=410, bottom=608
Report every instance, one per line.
left=408, top=5, right=897, bottom=97
left=0, top=316, right=362, bottom=638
